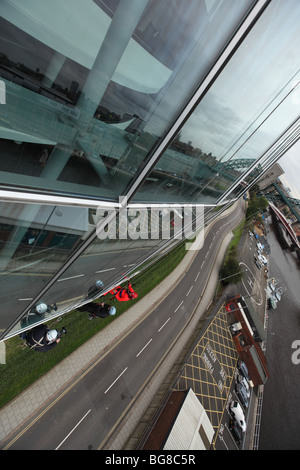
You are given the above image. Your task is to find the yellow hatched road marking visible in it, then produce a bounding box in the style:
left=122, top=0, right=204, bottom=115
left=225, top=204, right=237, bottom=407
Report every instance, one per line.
left=173, top=301, right=239, bottom=447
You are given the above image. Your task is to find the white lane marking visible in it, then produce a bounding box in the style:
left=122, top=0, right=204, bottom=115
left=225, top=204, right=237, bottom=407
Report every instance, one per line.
left=194, top=272, right=200, bottom=282
left=55, top=409, right=91, bottom=450
left=174, top=301, right=183, bottom=313
left=158, top=318, right=170, bottom=332
left=58, top=274, right=85, bottom=282
left=186, top=285, right=193, bottom=296
left=95, top=268, right=116, bottom=273
left=136, top=339, right=152, bottom=357
left=104, top=367, right=128, bottom=394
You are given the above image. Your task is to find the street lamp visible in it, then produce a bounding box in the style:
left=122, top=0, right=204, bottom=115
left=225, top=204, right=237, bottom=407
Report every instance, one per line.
left=218, top=268, right=248, bottom=283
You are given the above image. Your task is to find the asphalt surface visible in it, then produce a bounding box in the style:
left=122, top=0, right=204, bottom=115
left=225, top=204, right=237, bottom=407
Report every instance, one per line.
left=258, top=216, right=300, bottom=450
left=0, top=238, right=163, bottom=332
left=166, top=219, right=269, bottom=451
left=1, top=202, right=244, bottom=450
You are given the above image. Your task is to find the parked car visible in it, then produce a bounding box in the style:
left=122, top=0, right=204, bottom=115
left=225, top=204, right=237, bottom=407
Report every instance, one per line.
left=229, top=418, right=243, bottom=445
left=237, top=375, right=250, bottom=398
left=257, top=242, right=264, bottom=251
left=255, top=259, right=262, bottom=269
left=235, top=383, right=249, bottom=408
left=254, top=253, right=262, bottom=267
left=237, top=360, right=249, bottom=379
left=258, top=253, right=268, bottom=265
left=230, top=401, right=247, bottom=432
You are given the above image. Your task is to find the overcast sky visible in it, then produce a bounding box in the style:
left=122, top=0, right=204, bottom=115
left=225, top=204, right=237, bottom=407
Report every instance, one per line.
left=278, top=140, right=300, bottom=200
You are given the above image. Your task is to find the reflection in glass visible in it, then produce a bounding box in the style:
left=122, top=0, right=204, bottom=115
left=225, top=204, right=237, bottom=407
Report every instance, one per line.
left=0, top=200, right=90, bottom=334
left=4, top=202, right=201, bottom=337
left=0, top=0, right=254, bottom=200
left=133, top=0, right=300, bottom=205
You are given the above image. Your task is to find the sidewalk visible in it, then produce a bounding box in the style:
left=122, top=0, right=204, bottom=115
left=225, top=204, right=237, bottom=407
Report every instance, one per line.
left=0, top=204, right=239, bottom=448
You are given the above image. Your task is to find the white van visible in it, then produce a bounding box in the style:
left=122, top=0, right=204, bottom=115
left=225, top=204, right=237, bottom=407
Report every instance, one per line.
left=230, top=401, right=247, bottom=432
left=257, top=242, right=264, bottom=252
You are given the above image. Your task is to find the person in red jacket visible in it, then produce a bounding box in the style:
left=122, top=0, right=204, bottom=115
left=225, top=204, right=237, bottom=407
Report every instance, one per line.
left=106, top=282, right=138, bottom=302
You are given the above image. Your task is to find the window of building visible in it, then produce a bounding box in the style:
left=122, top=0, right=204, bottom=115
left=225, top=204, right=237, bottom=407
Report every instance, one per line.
left=133, top=0, right=300, bottom=204
left=0, top=0, right=255, bottom=201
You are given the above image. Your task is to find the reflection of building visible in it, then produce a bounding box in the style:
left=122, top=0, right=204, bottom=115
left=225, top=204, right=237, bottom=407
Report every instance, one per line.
left=0, top=203, right=88, bottom=270
left=257, top=163, right=284, bottom=191
left=0, top=0, right=300, bottom=340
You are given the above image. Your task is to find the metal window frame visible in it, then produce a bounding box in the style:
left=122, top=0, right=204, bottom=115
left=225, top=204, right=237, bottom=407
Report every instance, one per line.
left=218, top=117, right=300, bottom=205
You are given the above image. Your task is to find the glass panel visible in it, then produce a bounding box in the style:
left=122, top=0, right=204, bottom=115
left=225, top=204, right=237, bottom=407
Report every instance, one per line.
left=133, top=0, right=300, bottom=204
left=0, top=200, right=91, bottom=335
left=0, top=0, right=254, bottom=200
left=3, top=202, right=201, bottom=338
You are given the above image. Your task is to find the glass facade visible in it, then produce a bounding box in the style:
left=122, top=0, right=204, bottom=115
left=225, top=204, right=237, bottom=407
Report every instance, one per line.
left=0, top=201, right=90, bottom=332
left=133, top=0, right=300, bottom=204
left=0, top=0, right=299, bottom=340
left=0, top=0, right=254, bottom=200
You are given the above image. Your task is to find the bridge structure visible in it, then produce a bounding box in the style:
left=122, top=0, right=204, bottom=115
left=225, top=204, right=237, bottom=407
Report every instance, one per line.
left=218, top=158, right=257, bottom=172
left=269, top=201, right=300, bottom=250
left=263, top=182, right=300, bottom=223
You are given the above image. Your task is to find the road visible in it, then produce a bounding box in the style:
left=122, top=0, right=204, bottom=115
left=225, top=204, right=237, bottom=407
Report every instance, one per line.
left=212, top=222, right=269, bottom=450
left=178, top=215, right=269, bottom=451
left=0, top=238, right=166, bottom=332
left=237, top=222, right=267, bottom=314
left=258, top=215, right=300, bottom=450
left=2, top=201, right=245, bottom=450
left=1, top=206, right=194, bottom=332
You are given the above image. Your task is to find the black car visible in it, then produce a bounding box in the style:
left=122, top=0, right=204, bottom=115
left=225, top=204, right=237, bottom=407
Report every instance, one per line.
left=237, top=359, right=249, bottom=379
left=235, top=383, right=249, bottom=409
left=229, top=418, right=243, bottom=446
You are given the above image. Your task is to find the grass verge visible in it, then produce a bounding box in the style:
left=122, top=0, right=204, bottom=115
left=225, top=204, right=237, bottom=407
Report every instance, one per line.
left=0, top=241, right=187, bottom=408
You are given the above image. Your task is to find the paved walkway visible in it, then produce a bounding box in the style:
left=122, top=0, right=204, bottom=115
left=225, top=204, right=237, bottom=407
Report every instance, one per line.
left=0, top=204, right=240, bottom=449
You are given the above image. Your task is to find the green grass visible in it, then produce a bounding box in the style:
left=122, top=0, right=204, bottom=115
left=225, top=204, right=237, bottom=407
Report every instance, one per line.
left=226, top=218, right=246, bottom=254
left=214, top=217, right=246, bottom=296
left=0, top=240, right=187, bottom=408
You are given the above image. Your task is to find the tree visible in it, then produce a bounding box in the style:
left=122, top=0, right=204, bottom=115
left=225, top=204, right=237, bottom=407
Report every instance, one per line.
left=220, top=255, right=243, bottom=285
left=246, top=195, right=268, bottom=219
